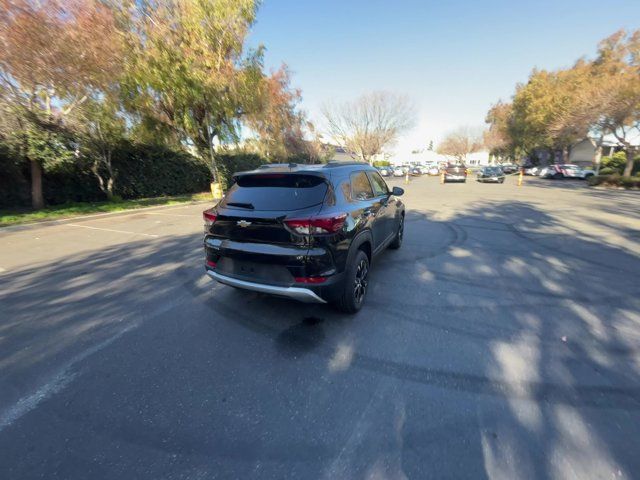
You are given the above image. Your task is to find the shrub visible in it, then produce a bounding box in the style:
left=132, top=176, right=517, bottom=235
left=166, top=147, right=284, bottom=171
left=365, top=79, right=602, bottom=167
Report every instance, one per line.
left=215, top=153, right=265, bottom=189
left=600, top=151, right=627, bottom=173
left=0, top=140, right=217, bottom=207
left=373, top=160, right=391, bottom=167
left=112, top=142, right=211, bottom=199
left=600, top=151, right=640, bottom=175
left=620, top=176, right=640, bottom=189
left=588, top=173, right=640, bottom=189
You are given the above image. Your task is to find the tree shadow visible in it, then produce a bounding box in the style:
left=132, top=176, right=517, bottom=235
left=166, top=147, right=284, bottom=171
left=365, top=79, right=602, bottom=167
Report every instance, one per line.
left=0, top=198, right=639, bottom=479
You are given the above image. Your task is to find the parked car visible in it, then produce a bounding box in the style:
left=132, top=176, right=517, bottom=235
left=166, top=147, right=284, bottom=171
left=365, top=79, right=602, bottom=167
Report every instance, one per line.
left=427, top=165, right=440, bottom=176
left=203, top=162, right=405, bottom=313
left=524, top=166, right=540, bottom=176
left=540, top=164, right=595, bottom=179
left=500, top=163, right=519, bottom=174
left=557, top=164, right=596, bottom=179
left=443, top=163, right=467, bottom=182
left=379, top=167, right=391, bottom=177
left=477, top=166, right=505, bottom=183
left=410, top=167, right=422, bottom=176
left=393, top=167, right=405, bottom=177
left=539, top=165, right=559, bottom=178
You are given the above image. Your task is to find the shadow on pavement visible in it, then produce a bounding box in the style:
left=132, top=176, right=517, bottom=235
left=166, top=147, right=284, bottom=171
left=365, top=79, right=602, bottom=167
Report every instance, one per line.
left=0, top=198, right=639, bottom=479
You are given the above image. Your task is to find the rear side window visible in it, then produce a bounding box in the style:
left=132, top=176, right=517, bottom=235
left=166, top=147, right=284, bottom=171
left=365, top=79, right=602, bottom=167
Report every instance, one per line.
left=222, top=174, right=327, bottom=211
left=367, top=172, right=388, bottom=196
left=350, top=171, right=374, bottom=201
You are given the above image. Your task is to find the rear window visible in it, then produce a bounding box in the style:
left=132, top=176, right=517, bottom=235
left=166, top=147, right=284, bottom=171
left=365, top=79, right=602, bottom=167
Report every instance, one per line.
left=222, top=174, right=328, bottom=211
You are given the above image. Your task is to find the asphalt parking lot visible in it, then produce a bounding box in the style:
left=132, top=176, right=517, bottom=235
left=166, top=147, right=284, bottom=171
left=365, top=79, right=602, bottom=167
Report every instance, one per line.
left=1, top=175, right=639, bottom=479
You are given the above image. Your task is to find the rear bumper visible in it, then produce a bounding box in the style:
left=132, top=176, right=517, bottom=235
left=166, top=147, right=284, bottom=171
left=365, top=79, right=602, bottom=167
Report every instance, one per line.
left=207, top=270, right=327, bottom=303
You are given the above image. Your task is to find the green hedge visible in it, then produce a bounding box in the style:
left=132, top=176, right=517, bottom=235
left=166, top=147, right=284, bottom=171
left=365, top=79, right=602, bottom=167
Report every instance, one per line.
left=0, top=142, right=216, bottom=207
left=600, top=152, right=640, bottom=176
left=111, top=143, right=210, bottom=199
left=215, top=152, right=265, bottom=188
left=588, top=174, right=640, bottom=189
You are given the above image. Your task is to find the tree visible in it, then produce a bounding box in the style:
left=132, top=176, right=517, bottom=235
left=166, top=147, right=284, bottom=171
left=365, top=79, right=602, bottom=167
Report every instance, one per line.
left=245, top=64, right=310, bottom=162
left=428, top=140, right=434, bottom=151
left=321, top=91, right=416, bottom=164
left=484, top=101, right=514, bottom=162
left=509, top=65, right=591, bottom=161
left=122, top=0, right=264, bottom=185
left=551, top=30, right=640, bottom=176
left=437, top=127, right=483, bottom=163
left=73, top=98, right=126, bottom=200
left=0, top=0, right=123, bottom=208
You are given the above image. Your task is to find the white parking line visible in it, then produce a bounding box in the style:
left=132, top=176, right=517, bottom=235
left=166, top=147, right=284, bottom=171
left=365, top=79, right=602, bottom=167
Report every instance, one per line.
left=141, top=212, right=194, bottom=217
left=67, top=224, right=159, bottom=238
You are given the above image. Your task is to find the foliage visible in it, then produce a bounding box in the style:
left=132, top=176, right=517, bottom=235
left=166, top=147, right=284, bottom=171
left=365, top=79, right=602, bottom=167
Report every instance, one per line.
left=373, top=161, right=391, bottom=167
left=121, top=0, right=264, bottom=185
left=487, top=29, right=640, bottom=176
left=0, top=141, right=216, bottom=206
left=245, top=64, right=310, bottom=162
left=0, top=0, right=124, bottom=208
left=587, top=173, right=640, bottom=189
left=484, top=101, right=514, bottom=158
left=599, top=151, right=640, bottom=174
left=72, top=98, right=127, bottom=199
left=215, top=152, right=265, bottom=188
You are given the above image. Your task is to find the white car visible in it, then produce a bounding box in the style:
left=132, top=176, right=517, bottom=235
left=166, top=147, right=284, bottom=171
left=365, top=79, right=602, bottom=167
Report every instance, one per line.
left=393, top=167, right=405, bottom=177
left=427, top=166, right=440, bottom=176
left=559, top=164, right=596, bottom=179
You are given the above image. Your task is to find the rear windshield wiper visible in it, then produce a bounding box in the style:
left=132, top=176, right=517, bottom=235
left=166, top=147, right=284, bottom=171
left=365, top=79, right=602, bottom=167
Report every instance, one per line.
left=225, top=202, right=255, bottom=210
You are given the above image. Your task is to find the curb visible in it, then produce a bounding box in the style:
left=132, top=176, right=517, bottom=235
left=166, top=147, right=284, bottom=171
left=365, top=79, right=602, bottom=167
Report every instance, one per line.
left=0, top=199, right=213, bottom=233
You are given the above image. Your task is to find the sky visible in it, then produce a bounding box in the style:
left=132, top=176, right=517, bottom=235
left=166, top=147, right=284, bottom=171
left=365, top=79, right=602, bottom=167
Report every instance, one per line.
left=248, top=0, right=640, bottom=156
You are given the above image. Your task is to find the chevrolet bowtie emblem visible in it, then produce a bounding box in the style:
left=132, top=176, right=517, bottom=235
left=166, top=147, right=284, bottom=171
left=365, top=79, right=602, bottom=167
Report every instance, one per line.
left=236, top=220, right=252, bottom=227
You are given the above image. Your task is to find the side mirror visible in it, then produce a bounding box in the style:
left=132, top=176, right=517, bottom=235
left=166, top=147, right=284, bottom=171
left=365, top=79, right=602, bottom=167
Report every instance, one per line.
left=391, top=186, right=404, bottom=196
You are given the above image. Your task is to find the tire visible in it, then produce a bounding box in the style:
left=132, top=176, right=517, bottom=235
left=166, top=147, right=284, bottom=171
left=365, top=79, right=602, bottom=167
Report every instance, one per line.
left=334, top=250, right=369, bottom=314
left=499, top=178, right=505, bottom=183
left=389, top=214, right=404, bottom=249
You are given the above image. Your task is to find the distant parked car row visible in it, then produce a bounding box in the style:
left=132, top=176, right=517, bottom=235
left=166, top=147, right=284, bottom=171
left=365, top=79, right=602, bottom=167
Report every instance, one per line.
left=533, top=164, right=595, bottom=179
left=377, top=164, right=442, bottom=177
left=377, top=163, right=523, bottom=182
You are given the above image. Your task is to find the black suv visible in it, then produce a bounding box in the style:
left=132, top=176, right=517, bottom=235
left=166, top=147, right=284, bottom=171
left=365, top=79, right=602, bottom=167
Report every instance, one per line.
left=203, top=162, right=405, bottom=313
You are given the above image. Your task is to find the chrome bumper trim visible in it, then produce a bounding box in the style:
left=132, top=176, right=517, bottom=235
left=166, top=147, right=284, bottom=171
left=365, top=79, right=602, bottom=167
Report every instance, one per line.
left=206, top=270, right=327, bottom=304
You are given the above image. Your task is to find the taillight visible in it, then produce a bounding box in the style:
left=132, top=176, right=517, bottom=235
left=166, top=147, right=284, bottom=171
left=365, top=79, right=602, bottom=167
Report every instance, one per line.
left=294, top=276, right=327, bottom=284
left=203, top=210, right=217, bottom=231
left=284, top=213, right=347, bottom=235
left=206, top=260, right=217, bottom=268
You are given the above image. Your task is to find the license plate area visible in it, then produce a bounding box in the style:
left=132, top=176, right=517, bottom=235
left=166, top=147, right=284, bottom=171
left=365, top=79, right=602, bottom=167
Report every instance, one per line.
left=216, top=258, right=294, bottom=285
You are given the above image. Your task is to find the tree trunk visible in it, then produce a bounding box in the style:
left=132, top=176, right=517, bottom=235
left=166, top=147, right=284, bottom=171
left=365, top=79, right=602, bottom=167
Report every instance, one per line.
left=562, top=146, right=570, bottom=163
left=30, top=159, right=44, bottom=210
left=594, top=144, right=603, bottom=175
left=623, top=149, right=635, bottom=177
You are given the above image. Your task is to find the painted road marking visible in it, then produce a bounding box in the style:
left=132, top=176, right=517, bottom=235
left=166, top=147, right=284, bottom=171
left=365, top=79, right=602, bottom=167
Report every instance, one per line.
left=138, top=212, right=193, bottom=217
left=67, top=224, right=159, bottom=238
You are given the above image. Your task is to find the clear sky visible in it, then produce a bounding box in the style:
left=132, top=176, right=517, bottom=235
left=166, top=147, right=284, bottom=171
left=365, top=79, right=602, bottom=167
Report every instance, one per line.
left=249, top=0, right=640, bottom=155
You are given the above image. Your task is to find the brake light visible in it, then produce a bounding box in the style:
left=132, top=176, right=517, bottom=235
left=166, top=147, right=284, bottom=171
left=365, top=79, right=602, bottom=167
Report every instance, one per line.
left=203, top=211, right=217, bottom=223
left=284, top=213, right=347, bottom=235
left=206, top=260, right=217, bottom=268
left=294, top=276, right=327, bottom=284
